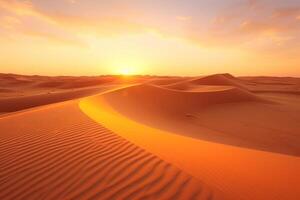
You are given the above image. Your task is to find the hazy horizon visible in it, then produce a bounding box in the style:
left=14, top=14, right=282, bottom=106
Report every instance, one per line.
left=2, top=71, right=300, bottom=79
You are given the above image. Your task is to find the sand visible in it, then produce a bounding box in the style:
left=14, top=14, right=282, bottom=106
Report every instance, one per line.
left=83, top=82, right=300, bottom=156
left=0, top=73, right=144, bottom=113
left=0, top=102, right=223, bottom=200
left=0, top=73, right=300, bottom=199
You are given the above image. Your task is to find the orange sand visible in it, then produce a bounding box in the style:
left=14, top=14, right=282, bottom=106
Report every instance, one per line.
left=1, top=73, right=300, bottom=200
left=0, top=101, right=223, bottom=199
left=80, top=74, right=300, bottom=200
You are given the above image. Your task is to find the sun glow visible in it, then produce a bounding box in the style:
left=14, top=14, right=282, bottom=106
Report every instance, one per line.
left=118, top=68, right=135, bottom=76
left=112, top=58, right=146, bottom=76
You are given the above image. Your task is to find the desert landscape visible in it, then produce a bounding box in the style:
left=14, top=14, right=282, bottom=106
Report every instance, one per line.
left=0, top=73, right=300, bottom=200
left=1, top=0, right=300, bottom=199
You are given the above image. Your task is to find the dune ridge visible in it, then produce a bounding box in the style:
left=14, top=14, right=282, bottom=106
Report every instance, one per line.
left=0, top=86, right=117, bottom=113
left=165, top=74, right=248, bottom=91
left=92, top=83, right=299, bottom=154
left=84, top=80, right=300, bottom=157
left=80, top=90, right=300, bottom=200
left=102, top=83, right=264, bottom=111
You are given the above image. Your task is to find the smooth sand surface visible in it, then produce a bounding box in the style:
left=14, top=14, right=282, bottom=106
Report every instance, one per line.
left=81, top=98, right=300, bottom=200
left=80, top=74, right=300, bottom=200
left=83, top=83, right=300, bottom=156
left=1, top=73, right=300, bottom=200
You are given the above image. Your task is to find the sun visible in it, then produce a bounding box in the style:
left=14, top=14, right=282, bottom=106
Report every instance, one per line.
left=119, top=68, right=134, bottom=76
left=111, top=59, right=145, bottom=76
left=116, top=64, right=141, bottom=76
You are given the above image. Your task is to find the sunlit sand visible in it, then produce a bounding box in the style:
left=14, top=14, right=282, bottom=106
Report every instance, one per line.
left=0, top=73, right=300, bottom=200
left=1, top=0, right=299, bottom=198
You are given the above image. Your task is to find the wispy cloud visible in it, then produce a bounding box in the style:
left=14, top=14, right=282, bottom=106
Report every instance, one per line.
left=0, top=0, right=54, bottom=23
left=0, top=0, right=299, bottom=64
left=176, top=16, right=191, bottom=21
left=205, top=0, right=300, bottom=49
left=272, top=7, right=300, bottom=19
left=0, top=0, right=155, bottom=47
left=66, top=0, right=77, bottom=4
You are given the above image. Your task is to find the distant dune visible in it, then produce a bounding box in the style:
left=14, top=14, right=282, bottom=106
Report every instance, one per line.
left=81, top=74, right=300, bottom=200
left=165, top=74, right=248, bottom=91
left=0, top=88, right=15, bottom=93
left=0, top=73, right=300, bottom=200
left=0, top=73, right=145, bottom=113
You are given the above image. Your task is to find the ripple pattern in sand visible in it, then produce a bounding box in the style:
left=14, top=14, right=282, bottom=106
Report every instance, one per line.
left=0, top=103, right=219, bottom=200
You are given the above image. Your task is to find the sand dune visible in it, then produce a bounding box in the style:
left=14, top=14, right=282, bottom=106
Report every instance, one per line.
left=240, top=76, right=300, bottom=93
left=0, top=73, right=144, bottom=113
left=100, top=83, right=263, bottom=112
left=84, top=83, right=300, bottom=156
left=36, top=77, right=127, bottom=89
left=1, top=73, right=300, bottom=200
left=165, top=74, right=248, bottom=91
left=80, top=86, right=300, bottom=200
left=0, top=102, right=223, bottom=200
left=0, top=88, right=15, bottom=93
left=147, top=77, right=190, bottom=86
left=0, top=86, right=117, bottom=113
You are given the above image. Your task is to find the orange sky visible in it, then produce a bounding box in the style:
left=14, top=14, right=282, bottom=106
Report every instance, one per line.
left=0, top=0, right=299, bottom=76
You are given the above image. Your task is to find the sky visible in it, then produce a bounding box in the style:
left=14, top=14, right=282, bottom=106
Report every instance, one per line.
left=0, top=0, right=299, bottom=76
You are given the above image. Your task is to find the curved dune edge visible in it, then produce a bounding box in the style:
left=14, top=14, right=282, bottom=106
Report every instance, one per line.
left=80, top=96, right=300, bottom=200
left=0, top=102, right=224, bottom=200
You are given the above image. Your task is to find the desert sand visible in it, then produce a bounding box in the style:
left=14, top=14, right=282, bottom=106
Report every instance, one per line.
left=0, top=73, right=149, bottom=113
left=0, top=73, right=300, bottom=200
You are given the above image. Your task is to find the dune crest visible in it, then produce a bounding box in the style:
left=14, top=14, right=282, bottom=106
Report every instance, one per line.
left=165, top=74, right=248, bottom=91
left=102, top=83, right=264, bottom=111
left=91, top=83, right=300, bottom=155
left=80, top=86, right=300, bottom=200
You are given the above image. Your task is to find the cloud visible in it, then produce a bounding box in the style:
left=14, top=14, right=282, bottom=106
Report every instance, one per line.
left=66, top=0, right=77, bottom=4
left=2, top=0, right=156, bottom=34
left=239, top=20, right=279, bottom=34
left=206, top=0, right=300, bottom=49
left=176, top=16, right=191, bottom=21
left=0, top=0, right=155, bottom=47
left=0, top=0, right=299, bottom=54
left=0, top=0, right=33, bottom=14
left=272, top=7, right=300, bottom=19
left=0, top=0, right=54, bottom=23
left=21, top=29, right=86, bottom=47
left=0, top=15, right=21, bottom=29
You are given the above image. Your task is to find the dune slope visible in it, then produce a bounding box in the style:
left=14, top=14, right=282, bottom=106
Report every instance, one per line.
left=80, top=87, right=300, bottom=200
left=0, top=73, right=147, bottom=114
left=0, top=101, right=223, bottom=200
left=0, top=86, right=115, bottom=113
left=165, top=74, right=248, bottom=91
left=83, top=83, right=300, bottom=156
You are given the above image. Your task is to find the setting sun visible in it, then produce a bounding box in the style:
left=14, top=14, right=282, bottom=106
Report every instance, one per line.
left=118, top=68, right=135, bottom=76
left=111, top=58, right=146, bottom=76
